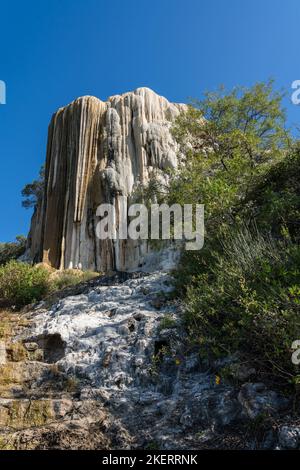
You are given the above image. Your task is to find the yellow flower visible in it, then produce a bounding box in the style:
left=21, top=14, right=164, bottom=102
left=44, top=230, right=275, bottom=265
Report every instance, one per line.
left=175, top=358, right=181, bottom=366
left=215, top=375, right=221, bottom=385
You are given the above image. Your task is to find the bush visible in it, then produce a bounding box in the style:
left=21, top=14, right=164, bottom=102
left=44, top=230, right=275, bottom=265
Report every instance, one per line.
left=240, top=146, right=300, bottom=240
left=0, top=261, right=100, bottom=309
left=183, top=226, right=300, bottom=384
left=0, top=261, right=50, bottom=307
left=166, top=82, right=300, bottom=388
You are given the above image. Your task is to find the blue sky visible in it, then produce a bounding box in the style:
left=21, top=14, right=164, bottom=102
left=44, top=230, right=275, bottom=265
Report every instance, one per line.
left=1, top=0, right=300, bottom=241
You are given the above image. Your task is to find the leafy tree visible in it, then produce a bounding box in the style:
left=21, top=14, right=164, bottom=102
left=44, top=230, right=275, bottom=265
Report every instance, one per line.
left=0, top=235, right=27, bottom=266
left=165, top=82, right=300, bottom=388
left=169, top=81, right=291, bottom=227
left=21, top=165, right=45, bottom=209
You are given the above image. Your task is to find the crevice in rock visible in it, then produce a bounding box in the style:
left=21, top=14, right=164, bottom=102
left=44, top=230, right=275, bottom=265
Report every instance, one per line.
left=154, top=340, right=168, bottom=359
left=36, top=333, right=66, bottom=363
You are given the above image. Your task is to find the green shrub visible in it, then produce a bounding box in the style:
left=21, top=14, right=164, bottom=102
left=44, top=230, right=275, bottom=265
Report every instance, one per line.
left=164, top=82, right=300, bottom=388
left=0, top=261, right=50, bottom=308
left=183, top=226, right=300, bottom=384
left=240, top=147, right=300, bottom=240
left=171, top=147, right=300, bottom=386
left=159, top=315, right=177, bottom=331
left=0, top=261, right=99, bottom=309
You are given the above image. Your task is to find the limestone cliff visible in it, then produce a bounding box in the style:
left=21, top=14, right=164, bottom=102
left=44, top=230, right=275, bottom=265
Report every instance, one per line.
left=27, top=88, right=186, bottom=272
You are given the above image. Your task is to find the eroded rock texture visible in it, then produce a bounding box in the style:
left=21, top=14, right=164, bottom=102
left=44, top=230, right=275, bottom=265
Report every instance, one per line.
left=0, top=272, right=291, bottom=450
left=27, top=88, right=186, bottom=272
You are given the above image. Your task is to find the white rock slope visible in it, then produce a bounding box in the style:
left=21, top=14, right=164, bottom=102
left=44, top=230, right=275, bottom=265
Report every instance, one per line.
left=18, top=272, right=290, bottom=449
left=30, top=273, right=175, bottom=389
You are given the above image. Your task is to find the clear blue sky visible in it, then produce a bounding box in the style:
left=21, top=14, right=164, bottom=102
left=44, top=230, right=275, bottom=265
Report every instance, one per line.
left=1, top=0, right=300, bottom=241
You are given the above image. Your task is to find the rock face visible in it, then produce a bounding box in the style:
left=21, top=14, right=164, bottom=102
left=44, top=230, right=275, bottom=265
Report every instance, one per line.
left=27, top=88, right=186, bottom=272
left=0, top=272, right=291, bottom=450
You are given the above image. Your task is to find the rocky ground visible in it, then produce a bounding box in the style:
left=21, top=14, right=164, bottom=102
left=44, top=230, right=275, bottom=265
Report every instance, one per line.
left=0, top=271, right=299, bottom=450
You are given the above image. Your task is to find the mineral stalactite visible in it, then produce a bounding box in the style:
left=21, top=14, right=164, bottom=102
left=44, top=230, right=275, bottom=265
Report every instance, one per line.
left=27, top=87, right=186, bottom=271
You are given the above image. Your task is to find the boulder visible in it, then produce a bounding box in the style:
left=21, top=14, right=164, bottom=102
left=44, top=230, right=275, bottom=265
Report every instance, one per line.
left=238, top=383, right=289, bottom=420
left=278, top=425, right=300, bottom=449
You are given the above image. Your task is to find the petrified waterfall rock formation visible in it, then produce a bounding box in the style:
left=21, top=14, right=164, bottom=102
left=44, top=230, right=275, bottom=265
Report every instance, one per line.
left=27, top=88, right=186, bottom=272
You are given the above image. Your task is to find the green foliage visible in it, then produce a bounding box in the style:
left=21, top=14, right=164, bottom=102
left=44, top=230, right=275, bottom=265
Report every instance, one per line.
left=0, top=236, right=27, bottom=266
left=21, top=165, right=45, bottom=209
left=167, top=81, right=300, bottom=387
left=240, top=145, right=300, bottom=239
left=183, top=226, right=300, bottom=381
left=131, top=170, right=169, bottom=206
left=0, top=261, right=50, bottom=307
left=169, top=81, right=290, bottom=229
left=0, top=261, right=99, bottom=309
left=159, top=314, right=177, bottom=331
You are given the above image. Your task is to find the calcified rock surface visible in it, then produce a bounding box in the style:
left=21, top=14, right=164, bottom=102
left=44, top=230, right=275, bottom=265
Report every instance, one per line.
left=0, top=272, right=292, bottom=449
left=28, top=88, right=186, bottom=272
